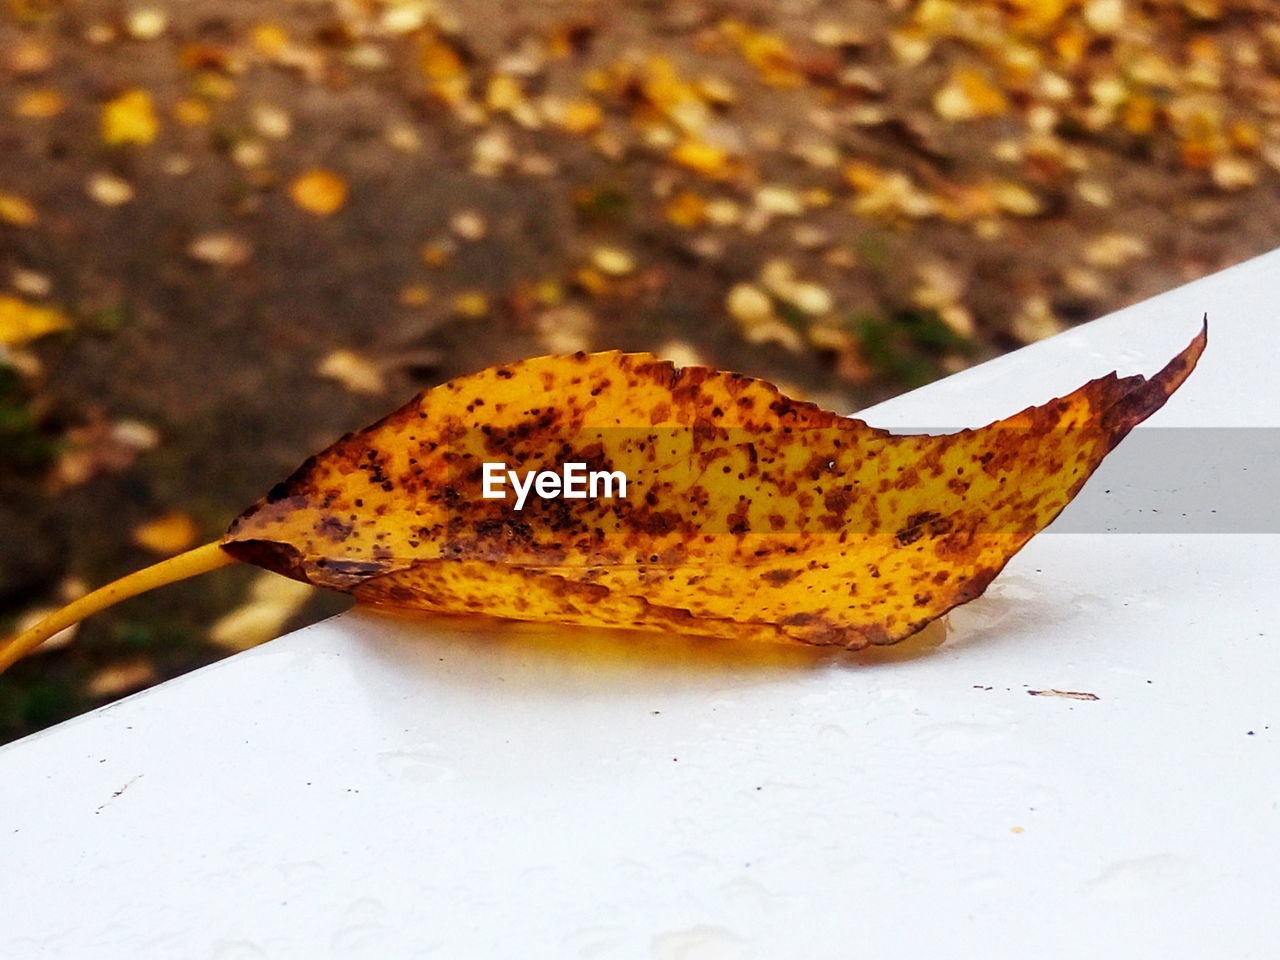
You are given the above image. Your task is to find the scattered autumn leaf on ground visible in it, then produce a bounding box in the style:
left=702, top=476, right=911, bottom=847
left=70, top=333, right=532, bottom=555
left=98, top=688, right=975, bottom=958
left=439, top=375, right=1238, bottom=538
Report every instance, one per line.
left=132, top=511, right=199, bottom=556
left=50, top=418, right=159, bottom=490
left=101, top=89, right=159, bottom=146
left=0, top=295, right=69, bottom=346
left=86, top=172, right=135, bottom=206
left=0, top=191, right=38, bottom=226
left=208, top=570, right=313, bottom=651
left=13, top=88, right=65, bottom=118
left=289, top=168, right=348, bottom=216
left=186, top=232, right=252, bottom=266
left=87, top=660, right=158, bottom=697
left=317, top=349, right=385, bottom=394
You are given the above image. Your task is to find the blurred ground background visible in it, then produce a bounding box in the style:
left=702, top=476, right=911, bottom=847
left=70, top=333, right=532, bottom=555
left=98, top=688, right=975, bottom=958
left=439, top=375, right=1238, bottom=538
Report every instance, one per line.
left=4, top=0, right=1280, bottom=743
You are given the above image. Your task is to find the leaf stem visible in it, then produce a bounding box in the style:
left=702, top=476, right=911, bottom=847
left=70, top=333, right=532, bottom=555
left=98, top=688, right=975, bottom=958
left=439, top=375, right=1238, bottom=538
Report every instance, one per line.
left=0, top=540, right=238, bottom=674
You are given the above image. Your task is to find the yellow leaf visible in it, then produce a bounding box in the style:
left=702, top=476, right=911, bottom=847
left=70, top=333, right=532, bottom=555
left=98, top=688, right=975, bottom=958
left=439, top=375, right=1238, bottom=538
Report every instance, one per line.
left=0, top=329, right=1209, bottom=671
left=555, top=99, right=604, bottom=135
left=1123, top=94, right=1157, bottom=135
left=13, top=88, right=65, bottom=118
left=0, top=191, right=38, bottom=226
left=251, top=22, right=290, bottom=57
left=1005, top=0, right=1072, bottom=33
left=721, top=19, right=804, bottom=87
left=102, top=88, right=159, bottom=146
left=132, top=511, right=199, bottom=555
left=664, top=189, right=707, bottom=228
left=289, top=169, right=348, bottom=216
left=420, top=37, right=464, bottom=81
left=934, top=68, right=1008, bottom=121
left=173, top=97, right=212, bottom=126
left=669, top=139, right=735, bottom=179
left=485, top=74, right=523, bottom=113
left=0, top=294, right=68, bottom=346
left=452, top=292, right=489, bottom=318
left=992, top=180, right=1043, bottom=216
left=222, top=329, right=1206, bottom=649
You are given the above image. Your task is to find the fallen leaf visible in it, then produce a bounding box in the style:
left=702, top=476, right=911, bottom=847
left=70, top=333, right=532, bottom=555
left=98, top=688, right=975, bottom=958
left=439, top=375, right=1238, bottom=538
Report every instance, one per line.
left=534, top=305, right=594, bottom=354
left=86, top=172, right=135, bottom=206
left=10, top=268, right=51, bottom=298
left=126, top=7, right=168, bottom=40
left=725, top=283, right=774, bottom=325
left=5, top=38, right=52, bottom=76
left=289, top=169, right=348, bottom=216
left=102, top=88, right=159, bottom=146
left=251, top=22, right=290, bottom=57
left=0, top=191, right=38, bottom=226
left=221, top=139, right=264, bottom=172
left=664, top=190, right=707, bottom=228
left=420, top=36, right=465, bottom=80
left=554, top=99, right=604, bottom=135
left=51, top=418, right=159, bottom=490
left=0, top=295, right=69, bottom=346
left=449, top=210, right=487, bottom=241
left=317, top=349, right=385, bottom=394
left=485, top=74, right=523, bottom=113
left=13, top=88, right=66, bottom=118
left=452, top=291, right=489, bottom=318
left=934, top=68, right=1008, bottom=121
left=669, top=139, right=737, bottom=179
left=209, top=570, right=313, bottom=651
left=88, top=661, right=158, bottom=698
left=398, top=284, right=432, bottom=307
left=1211, top=156, right=1258, bottom=190
left=187, top=232, right=252, bottom=266
left=132, top=511, right=199, bottom=555
left=721, top=20, right=805, bottom=87
left=173, top=98, right=212, bottom=126
left=1011, top=294, right=1064, bottom=343
left=1083, top=232, right=1149, bottom=269
left=590, top=246, right=636, bottom=276
left=221, top=326, right=1205, bottom=648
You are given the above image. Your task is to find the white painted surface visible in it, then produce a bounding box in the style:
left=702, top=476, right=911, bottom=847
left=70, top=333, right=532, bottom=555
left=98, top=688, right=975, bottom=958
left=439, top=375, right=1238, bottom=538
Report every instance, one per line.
left=3, top=252, right=1279, bottom=959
